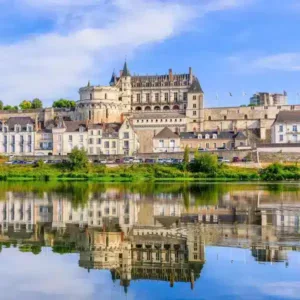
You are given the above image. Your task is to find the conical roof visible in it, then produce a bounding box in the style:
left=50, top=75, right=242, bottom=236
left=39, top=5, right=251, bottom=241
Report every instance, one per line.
left=189, top=77, right=203, bottom=93
left=109, top=71, right=116, bottom=86
left=122, top=61, right=131, bottom=77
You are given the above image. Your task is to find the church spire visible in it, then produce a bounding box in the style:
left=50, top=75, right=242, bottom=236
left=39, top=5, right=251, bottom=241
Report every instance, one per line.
left=122, top=61, right=130, bottom=77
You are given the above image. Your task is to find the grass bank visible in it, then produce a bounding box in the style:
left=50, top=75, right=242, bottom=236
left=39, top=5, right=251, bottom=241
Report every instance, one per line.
left=0, top=162, right=299, bottom=182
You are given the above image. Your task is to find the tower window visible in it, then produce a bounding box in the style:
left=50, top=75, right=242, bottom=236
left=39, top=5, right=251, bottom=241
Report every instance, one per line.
left=193, top=95, right=196, bottom=100
left=89, top=93, right=92, bottom=100
left=105, top=93, right=107, bottom=99
left=208, top=116, right=211, bottom=121
left=244, top=114, right=248, bottom=120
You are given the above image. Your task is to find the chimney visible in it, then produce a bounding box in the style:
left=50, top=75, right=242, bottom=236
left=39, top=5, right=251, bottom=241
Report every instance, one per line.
left=169, top=68, right=173, bottom=81
left=120, top=70, right=123, bottom=77
left=189, top=67, right=193, bottom=83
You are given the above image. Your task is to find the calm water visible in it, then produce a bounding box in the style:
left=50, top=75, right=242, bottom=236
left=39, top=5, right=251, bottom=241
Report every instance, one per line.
left=0, top=181, right=300, bottom=300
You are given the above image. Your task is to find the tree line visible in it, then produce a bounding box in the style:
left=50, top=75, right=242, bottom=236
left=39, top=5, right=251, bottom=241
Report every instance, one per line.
left=0, top=98, right=76, bottom=111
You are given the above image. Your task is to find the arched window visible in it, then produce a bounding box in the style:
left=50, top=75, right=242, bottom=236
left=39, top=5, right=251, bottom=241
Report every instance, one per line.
left=90, top=93, right=92, bottom=100
left=154, top=106, right=160, bottom=111
left=135, top=106, right=142, bottom=111
left=208, top=116, right=211, bottom=121
left=224, top=116, right=227, bottom=120
left=105, top=93, right=107, bottom=99
left=145, top=106, right=151, bottom=111
left=163, top=106, right=170, bottom=110
left=244, top=114, right=248, bottom=120
left=89, top=111, right=92, bottom=120
left=173, top=105, right=180, bottom=110
left=265, top=114, right=268, bottom=119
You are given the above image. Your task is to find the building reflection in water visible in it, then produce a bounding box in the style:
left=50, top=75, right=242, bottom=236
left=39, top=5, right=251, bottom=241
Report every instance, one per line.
left=0, top=183, right=300, bottom=292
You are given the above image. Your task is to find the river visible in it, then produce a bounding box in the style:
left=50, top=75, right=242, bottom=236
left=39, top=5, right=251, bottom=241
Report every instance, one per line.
left=0, top=182, right=300, bottom=299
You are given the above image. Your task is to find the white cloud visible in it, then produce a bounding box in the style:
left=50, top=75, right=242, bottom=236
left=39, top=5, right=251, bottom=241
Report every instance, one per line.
left=261, top=282, right=300, bottom=299
left=0, top=0, right=251, bottom=105
left=228, top=52, right=300, bottom=73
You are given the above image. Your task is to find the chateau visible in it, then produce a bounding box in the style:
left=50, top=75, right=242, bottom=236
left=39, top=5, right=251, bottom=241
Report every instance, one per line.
left=0, top=61, right=300, bottom=155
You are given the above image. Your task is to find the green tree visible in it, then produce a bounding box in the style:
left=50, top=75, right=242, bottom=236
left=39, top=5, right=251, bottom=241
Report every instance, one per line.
left=183, top=146, right=190, bottom=164
left=68, top=147, right=89, bottom=170
left=19, top=100, right=32, bottom=110
left=189, top=152, right=218, bottom=174
left=0, top=100, right=3, bottom=110
left=31, top=98, right=43, bottom=109
left=52, top=99, right=76, bottom=108
left=3, top=105, right=18, bottom=110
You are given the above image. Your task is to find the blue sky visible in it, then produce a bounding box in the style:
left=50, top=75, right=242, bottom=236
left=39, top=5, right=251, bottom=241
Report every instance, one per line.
left=0, top=0, right=300, bottom=107
left=1, top=246, right=300, bottom=299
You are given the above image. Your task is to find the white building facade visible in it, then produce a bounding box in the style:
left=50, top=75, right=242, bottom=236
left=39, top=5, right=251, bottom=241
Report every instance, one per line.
left=271, top=111, right=300, bottom=143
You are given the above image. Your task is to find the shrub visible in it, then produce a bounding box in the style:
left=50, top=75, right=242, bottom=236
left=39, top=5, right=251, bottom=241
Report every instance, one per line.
left=68, top=147, right=89, bottom=170
left=189, top=153, right=218, bottom=174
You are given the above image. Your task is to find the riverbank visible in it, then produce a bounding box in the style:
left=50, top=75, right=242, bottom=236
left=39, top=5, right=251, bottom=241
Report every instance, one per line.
left=0, top=162, right=299, bottom=182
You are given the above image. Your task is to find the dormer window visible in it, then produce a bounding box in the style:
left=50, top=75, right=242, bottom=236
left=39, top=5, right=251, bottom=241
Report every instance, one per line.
left=27, top=125, right=33, bottom=132
left=15, top=125, right=21, bottom=133
left=3, top=126, right=8, bottom=133
left=79, top=126, right=84, bottom=133
left=212, top=134, right=217, bottom=139
left=198, top=134, right=202, bottom=139
left=205, top=134, right=210, bottom=139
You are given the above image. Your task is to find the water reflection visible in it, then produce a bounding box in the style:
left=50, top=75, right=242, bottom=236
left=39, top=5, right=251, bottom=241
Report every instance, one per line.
left=0, top=182, right=300, bottom=297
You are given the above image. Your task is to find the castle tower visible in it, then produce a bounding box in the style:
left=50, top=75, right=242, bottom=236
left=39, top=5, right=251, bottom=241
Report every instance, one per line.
left=119, top=61, right=132, bottom=109
left=186, top=73, right=204, bottom=131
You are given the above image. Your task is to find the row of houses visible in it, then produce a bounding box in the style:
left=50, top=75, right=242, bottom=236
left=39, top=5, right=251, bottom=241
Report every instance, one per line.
left=0, top=116, right=250, bottom=156
left=0, top=117, right=139, bottom=156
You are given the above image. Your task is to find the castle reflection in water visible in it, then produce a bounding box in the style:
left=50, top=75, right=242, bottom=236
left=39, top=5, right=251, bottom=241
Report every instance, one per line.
left=0, top=183, right=300, bottom=292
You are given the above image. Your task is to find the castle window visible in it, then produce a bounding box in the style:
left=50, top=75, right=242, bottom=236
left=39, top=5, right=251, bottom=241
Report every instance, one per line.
left=264, top=114, right=268, bottom=119
left=193, top=111, right=196, bottom=116
left=213, top=134, right=217, bottom=139
left=193, top=95, right=196, bottom=100
left=135, top=106, right=142, bottom=111
left=198, top=134, right=202, bottom=139
left=89, top=111, right=92, bottom=120
left=173, top=105, right=180, bottom=110
left=183, top=92, right=187, bottom=101
left=154, top=106, right=160, bottom=111
left=205, top=134, right=210, bottom=139
left=193, top=104, right=196, bottom=108
left=155, top=93, right=159, bottom=102
left=164, top=93, right=169, bottom=102
left=145, top=106, right=151, bottom=111
left=174, top=92, right=178, bottom=102
left=137, top=82, right=141, bottom=87
left=90, top=93, right=92, bottom=100
left=105, top=93, right=107, bottom=99
left=244, top=114, right=248, bottom=120
left=146, top=82, right=150, bottom=87
left=137, top=94, right=141, bottom=103
left=163, top=106, right=170, bottom=111
left=208, top=116, right=211, bottom=121
left=175, top=119, right=177, bottom=122
left=193, top=120, right=196, bottom=122
left=224, top=116, right=227, bottom=120
left=146, top=93, right=150, bottom=103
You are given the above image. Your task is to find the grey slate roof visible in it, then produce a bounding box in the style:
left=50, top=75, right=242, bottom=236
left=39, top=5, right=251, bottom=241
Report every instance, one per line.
left=154, top=127, right=179, bottom=139
left=63, top=121, right=87, bottom=132
left=109, top=71, right=117, bottom=86
left=189, top=77, right=204, bottom=93
left=180, top=131, right=247, bottom=140
left=5, top=117, right=34, bottom=131
left=122, top=61, right=130, bottom=77
left=274, top=111, right=300, bottom=124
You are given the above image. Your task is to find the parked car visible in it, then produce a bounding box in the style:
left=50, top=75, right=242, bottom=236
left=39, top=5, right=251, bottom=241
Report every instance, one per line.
left=242, top=157, right=252, bottom=162
left=198, top=148, right=206, bottom=151
left=218, top=157, right=230, bottom=163
left=232, top=157, right=241, bottom=163
left=99, top=159, right=108, bottom=164
left=133, top=158, right=143, bottom=163
left=25, top=161, right=35, bottom=165
left=4, top=161, right=13, bottom=165
left=115, top=158, right=122, bottom=164
left=145, top=158, right=156, bottom=164
left=123, top=157, right=134, bottom=163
